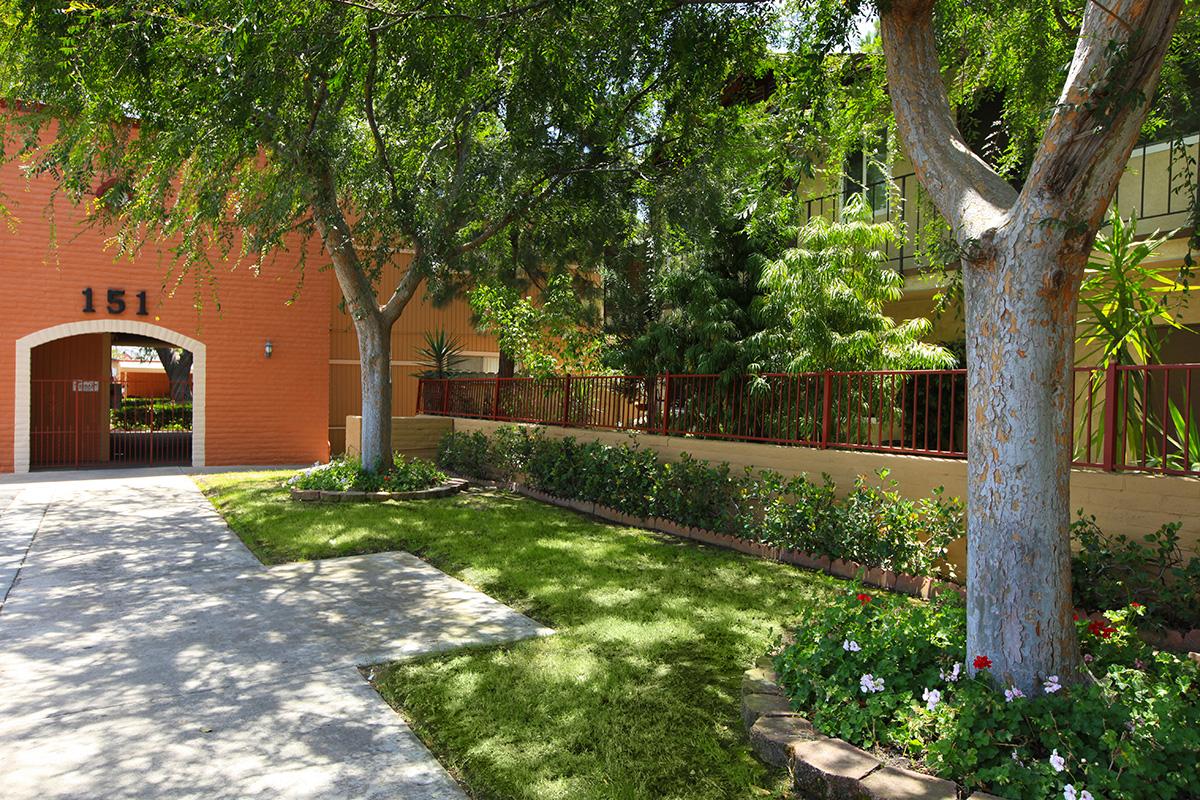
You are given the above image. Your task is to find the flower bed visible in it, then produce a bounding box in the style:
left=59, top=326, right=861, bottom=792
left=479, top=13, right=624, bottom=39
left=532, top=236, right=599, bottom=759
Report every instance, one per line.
left=285, top=454, right=450, bottom=497
left=771, top=589, right=1200, bottom=800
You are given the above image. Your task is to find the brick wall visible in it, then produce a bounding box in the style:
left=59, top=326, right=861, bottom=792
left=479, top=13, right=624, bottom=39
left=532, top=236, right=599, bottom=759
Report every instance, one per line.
left=1, top=134, right=332, bottom=472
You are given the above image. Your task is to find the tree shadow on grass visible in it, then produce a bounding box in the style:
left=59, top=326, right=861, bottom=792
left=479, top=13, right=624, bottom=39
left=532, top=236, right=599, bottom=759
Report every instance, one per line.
left=201, top=475, right=847, bottom=800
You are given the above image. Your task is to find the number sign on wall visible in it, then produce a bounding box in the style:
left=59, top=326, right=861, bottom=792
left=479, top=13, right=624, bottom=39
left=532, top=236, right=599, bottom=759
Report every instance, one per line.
left=81, top=288, right=149, bottom=316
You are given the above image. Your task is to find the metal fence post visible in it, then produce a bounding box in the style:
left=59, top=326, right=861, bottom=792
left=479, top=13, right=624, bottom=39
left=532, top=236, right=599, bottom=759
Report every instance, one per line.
left=820, top=370, right=833, bottom=448
left=1101, top=362, right=1119, bottom=471
left=416, top=379, right=424, bottom=414
left=661, top=374, right=671, bottom=436
left=493, top=378, right=502, bottom=419
left=441, top=378, right=450, bottom=415
left=562, top=374, right=572, bottom=426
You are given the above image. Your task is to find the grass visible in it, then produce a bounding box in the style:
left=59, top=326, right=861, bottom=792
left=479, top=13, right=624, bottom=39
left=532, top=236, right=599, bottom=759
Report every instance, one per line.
left=197, top=471, right=845, bottom=800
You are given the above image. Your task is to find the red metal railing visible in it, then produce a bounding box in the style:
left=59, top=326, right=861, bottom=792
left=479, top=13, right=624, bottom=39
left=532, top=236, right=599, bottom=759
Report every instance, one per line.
left=418, top=363, right=1200, bottom=477
left=30, top=378, right=192, bottom=470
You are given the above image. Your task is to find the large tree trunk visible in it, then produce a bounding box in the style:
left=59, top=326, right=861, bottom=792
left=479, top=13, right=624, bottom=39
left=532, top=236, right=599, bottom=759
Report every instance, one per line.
left=880, top=0, right=1183, bottom=694
left=154, top=347, right=193, bottom=401
left=964, top=229, right=1086, bottom=692
left=354, top=315, right=393, bottom=473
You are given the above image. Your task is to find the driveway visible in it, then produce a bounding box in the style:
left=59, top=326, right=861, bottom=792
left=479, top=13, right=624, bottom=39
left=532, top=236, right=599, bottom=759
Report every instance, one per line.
left=0, top=469, right=551, bottom=799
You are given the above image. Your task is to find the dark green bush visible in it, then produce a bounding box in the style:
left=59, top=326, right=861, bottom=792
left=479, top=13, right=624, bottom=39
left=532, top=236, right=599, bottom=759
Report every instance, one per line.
left=775, top=590, right=1200, bottom=799
left=437, top=426, right=963, bottom=577
left=1071, top=513, right=1200, bottom=631
left=436, top=431, right=493, bottom=479
left=287, top=453, right=447, bottom=493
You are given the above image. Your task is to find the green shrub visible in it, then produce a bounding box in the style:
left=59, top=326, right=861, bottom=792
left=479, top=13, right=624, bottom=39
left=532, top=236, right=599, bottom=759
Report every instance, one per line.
left=436, top=431, right=493, bottom=478
left=1071, top=513, right=1200, bottom=631
left=437, top=426, right=964, bottom=577
left=775, top=590, right=1200, bottom=799
left=828, top=471, right=961, bottom=577
left=287, top=454, right=447, bottom=493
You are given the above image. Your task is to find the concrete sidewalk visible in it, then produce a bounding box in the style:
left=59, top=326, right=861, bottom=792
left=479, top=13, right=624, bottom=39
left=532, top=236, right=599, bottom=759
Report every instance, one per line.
left=0, top=470, right=551, bottom=799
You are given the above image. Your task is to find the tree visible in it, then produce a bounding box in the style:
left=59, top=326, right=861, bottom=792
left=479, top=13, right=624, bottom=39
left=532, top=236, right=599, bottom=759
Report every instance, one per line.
left=0, top=0, right=767, bottom=471
left=869, top=0, right=1186, bottom=692
left=750, top=194, right=954, bottom=373
left=154, top=347, right=194, bottom=401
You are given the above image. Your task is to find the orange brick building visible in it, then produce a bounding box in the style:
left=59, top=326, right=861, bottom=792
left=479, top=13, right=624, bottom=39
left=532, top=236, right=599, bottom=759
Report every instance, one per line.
left=1, top=141, right=498, bottom=473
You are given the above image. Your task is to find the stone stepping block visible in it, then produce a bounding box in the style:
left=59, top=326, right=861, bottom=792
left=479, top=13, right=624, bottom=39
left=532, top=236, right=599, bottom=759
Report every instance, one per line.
left=862, top=766, right=958, bottom=800
left=749, top=713, right=818, bottom=767
left=791, top=738, right=881, bottom=800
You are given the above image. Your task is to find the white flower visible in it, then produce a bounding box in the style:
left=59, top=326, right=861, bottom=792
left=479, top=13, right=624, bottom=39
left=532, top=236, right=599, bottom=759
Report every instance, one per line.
left=1004, top=687, right=1025, bottom=703
left=843, top=639, right=861, bottom=652
left=1080, top=792, right=1094, bottom=800
left=1050, top=749, right=1066, bottom=773
left=1063, top=786, right=1077, bottom=800
left=859, top=674, right=885, bottom=693
left=1044, top=675, right=1063, bottom=694
left=940, top=662, right=961, bottom=683
left=922, top=687, right=941, bottom=711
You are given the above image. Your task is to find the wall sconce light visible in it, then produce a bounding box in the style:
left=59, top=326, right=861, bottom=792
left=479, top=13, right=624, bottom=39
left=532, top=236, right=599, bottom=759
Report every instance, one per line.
left=264, top=339, right=274, bottom=359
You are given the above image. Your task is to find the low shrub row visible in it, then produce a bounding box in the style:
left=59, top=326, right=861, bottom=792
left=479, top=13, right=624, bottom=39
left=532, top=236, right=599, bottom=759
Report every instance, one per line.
left=439, top=426, right=1198, bottom=632
left=775, top=589, right=1200, bottom=799
left=437, top=426, right=962, bottom=578
left=287, top=454, right=447, bottom=493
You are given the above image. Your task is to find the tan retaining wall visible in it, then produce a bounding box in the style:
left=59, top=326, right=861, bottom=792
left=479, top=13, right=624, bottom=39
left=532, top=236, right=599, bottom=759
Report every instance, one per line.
left=344, top=415, right=453, bottom=461
left=447, top=417, right=1200, bottom=566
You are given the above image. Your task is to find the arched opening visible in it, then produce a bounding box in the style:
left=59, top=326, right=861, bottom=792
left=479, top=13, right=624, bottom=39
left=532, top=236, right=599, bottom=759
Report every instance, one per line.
left=15, top=321, right=206, bottom=473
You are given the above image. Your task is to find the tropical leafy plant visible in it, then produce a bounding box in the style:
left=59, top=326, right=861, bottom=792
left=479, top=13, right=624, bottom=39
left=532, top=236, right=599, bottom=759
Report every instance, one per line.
left=414, top=329, right=467, bottom=380
left=750, top=193, right=955, bottom=374
left=1075, top=210, right=1194, bottom=469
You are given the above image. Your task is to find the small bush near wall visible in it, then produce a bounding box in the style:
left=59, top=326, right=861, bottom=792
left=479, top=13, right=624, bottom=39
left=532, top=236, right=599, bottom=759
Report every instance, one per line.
left=1072, top=514, right=1200, bottom=631
left=287, top=454, right=447, bottom=493
left=775, top=590, right=1200, bottom=799
left=437, top=426, right=962, bottom=578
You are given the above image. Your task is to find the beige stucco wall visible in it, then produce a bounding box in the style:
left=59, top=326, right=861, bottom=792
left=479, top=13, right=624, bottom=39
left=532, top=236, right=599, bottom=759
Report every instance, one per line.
left=448, top=417, right=1200, bottom=568
left=344, top=415, right=453, bottom=462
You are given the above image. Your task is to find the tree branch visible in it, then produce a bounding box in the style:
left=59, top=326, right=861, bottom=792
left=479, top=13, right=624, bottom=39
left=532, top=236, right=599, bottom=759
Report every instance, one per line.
left=309, top=163, right=385, bottom=326
left=365, top=26, right=404, bottom=213
left=1017, top=0, right=1184, bottom=234
left=879, top=0, right=1017, bottom=243
left=381, top=243, right=425, bottom=325
left=452, top=171, right=572, bottom=258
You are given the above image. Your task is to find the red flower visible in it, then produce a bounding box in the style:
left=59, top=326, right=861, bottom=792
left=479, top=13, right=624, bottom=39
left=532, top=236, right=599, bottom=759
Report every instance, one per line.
left=973, top=655, right=992, bottom=670
left=1087, top=619, right=1117, bottom=638
left=1073, top=611, right=1080, bottom=621
left=1130, top=602, right=1142, bottom=608
left=856, top=593, right=872, bottom=605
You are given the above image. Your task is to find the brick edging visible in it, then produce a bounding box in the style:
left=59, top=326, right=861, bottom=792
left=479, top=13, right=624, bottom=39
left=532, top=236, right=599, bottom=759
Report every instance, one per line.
left=509, top=485, right=1200, bottom=652
left=741, top=660, right=995, bottom=800
left=290, top=478, right=469, bottom=503
left=511, top=484, right=960, bottom=601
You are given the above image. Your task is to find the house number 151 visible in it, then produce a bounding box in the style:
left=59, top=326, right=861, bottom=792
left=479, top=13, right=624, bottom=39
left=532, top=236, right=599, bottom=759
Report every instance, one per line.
left=82, top=288, right=149, bottom=316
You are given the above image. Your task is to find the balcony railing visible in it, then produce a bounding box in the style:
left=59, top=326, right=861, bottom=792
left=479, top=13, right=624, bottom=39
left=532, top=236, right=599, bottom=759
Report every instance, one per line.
left=418, top=363, right=1200, bottom=477
left=804, top=133, right=1200, bottom=274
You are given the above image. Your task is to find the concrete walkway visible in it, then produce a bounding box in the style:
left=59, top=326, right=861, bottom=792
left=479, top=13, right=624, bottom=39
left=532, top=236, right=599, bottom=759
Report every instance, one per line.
left=0, top=469, right=551, bottom=799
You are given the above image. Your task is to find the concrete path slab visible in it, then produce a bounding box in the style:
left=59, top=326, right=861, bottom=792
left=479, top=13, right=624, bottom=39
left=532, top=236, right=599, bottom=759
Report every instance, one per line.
left=0, top=469, right=551, bottom=799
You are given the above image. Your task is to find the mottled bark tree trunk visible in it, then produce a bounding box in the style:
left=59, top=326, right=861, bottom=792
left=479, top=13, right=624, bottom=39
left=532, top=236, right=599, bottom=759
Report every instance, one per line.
left=962, top=225, right=1088, bottom=691
left=311, top=165, right=421, bottom=473
left=881, top=0, right=1183, bottom=693
left=353, top=315, right=393, bottom=473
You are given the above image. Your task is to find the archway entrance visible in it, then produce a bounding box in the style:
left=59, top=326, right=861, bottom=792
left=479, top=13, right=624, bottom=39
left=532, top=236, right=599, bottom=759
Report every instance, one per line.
left=15, top=321, right=206, bottom=473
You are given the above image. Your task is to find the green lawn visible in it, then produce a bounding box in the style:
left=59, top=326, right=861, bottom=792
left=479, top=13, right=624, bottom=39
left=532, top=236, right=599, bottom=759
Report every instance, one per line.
left=197, top=471, right=844, bottom=800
